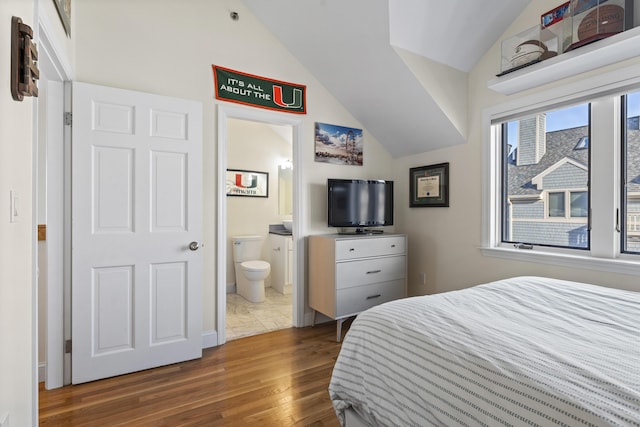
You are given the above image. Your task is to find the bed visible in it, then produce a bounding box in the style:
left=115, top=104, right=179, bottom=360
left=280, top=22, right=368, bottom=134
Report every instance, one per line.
left=329, top=276, right=640, bottom=426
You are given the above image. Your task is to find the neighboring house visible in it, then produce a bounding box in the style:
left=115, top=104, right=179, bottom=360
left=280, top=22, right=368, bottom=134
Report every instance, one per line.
left=505, top=115, right=640, bottom=251
left=627, top=116, right=640, bottom=251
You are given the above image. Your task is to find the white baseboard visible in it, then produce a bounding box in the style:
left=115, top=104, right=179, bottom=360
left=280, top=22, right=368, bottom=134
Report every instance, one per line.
left=202, top=330, right=218, bottom=349
left=38, top=336, right=219, bottom=382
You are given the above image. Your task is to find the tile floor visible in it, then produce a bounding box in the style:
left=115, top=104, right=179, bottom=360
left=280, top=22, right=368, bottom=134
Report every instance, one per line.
left=226, top=287, right=293, bottom=341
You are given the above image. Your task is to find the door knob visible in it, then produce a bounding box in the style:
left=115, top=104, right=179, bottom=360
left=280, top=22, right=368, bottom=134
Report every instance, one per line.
left=189, top=241, right=199, bottom=251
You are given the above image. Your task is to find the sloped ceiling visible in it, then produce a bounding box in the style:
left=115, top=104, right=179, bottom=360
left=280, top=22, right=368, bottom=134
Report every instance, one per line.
left=242, top=0, right=531, bottom=158
left=389, top=0, right=532, bottom=72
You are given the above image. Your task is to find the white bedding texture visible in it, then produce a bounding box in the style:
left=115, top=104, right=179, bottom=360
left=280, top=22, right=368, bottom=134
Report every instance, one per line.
left=329, top=276, right=640, bottom=426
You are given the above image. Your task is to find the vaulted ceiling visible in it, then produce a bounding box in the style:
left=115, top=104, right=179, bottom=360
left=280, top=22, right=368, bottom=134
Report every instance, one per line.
left=242, top=0, right=531, bottom=158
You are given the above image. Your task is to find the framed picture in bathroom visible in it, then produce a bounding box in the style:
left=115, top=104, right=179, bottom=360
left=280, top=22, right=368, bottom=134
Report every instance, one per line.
left=226, top=169, right=269, bottom=197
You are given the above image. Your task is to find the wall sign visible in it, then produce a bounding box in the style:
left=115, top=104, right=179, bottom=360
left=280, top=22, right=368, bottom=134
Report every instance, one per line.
left=213, top=65, right=306, bottom=114
left=226, top=169, right=269, bottom=198
left=11, top=17, right=39, bottom=101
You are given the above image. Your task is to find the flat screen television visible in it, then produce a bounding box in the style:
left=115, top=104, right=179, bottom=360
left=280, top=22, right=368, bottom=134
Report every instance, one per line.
left=327, top=179, right=394, bottom=231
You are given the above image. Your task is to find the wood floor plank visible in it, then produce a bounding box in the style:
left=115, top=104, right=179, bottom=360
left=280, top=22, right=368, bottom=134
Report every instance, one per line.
left=39, top=322, right=345, bottom=426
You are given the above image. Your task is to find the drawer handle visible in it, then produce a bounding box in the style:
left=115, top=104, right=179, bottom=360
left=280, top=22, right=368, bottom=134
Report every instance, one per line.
left=366, top=294, right=381, bottom=300
left=391, top=244, right=396, bottom=248
left=366, top=270, right=381, bottom=274
left=273, top=247, right=281, bottom=251
left=349, top=248, right=355, bottom=252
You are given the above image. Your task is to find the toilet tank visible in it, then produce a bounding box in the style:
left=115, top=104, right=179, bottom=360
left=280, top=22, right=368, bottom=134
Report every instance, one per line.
left=231, top=235, right=264, bottom=262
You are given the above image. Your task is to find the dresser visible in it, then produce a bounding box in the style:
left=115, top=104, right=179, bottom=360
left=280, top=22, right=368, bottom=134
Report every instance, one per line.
left=308, top=233, right=407, bottom=341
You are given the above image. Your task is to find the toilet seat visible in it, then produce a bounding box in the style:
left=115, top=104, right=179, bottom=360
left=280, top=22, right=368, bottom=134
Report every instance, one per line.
left=241, top=260, right=270, bottom=271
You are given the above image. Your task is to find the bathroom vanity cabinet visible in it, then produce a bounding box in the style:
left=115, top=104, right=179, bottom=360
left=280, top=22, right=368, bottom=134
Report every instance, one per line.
left=308, top=233, right=407, bottom=341
left=269, top=233, right=293, bottom=294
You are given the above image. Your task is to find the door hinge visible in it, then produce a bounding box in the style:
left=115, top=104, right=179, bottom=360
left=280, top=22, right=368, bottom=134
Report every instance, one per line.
left=65, top=339, right=72, bottom=354
left=64, top=112, right=72, bottom=126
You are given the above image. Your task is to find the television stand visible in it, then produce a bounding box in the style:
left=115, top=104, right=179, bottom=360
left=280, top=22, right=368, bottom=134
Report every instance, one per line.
left=338, top=228, right=384, bottom=235
left=363, top=228, right=384, bottom=234
left=308, top=233, right=408, bottom=341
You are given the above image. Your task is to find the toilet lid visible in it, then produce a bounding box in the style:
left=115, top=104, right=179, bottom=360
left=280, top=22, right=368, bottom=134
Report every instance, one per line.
left=241, top=260, right=270, bottom=271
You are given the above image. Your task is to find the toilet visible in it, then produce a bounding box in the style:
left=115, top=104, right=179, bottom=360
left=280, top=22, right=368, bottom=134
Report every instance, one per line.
left=232, top=235, right=271, bottom=302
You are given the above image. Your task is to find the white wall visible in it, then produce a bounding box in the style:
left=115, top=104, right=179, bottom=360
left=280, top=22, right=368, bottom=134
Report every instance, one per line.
left=394, top=47, right=468, bottom=138
left=0, top=2, right=35, bottom=425
left=1, top=0, right=74, bottom=420
left=395, top=0, right=640, bottom=295
left=74, top=0, right=396, bottom=332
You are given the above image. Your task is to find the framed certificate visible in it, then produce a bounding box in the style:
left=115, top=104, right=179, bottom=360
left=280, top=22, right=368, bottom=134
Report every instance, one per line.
left=410, top=163, right=449, bottom=207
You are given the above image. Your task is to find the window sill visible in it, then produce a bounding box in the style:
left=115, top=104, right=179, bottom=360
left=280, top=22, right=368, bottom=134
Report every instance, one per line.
left=480, top=246, right=640, bottom=276
left=487, top=26, right=640, bottom=95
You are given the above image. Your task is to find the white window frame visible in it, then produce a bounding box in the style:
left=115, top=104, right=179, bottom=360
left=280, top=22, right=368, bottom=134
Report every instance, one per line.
left=543, top=189, right=589, bottom=220
left=482, top=61, right=640, bottom=275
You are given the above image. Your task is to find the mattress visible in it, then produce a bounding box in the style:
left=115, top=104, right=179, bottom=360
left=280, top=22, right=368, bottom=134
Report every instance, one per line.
left=329, top=276, right=640, bottom=426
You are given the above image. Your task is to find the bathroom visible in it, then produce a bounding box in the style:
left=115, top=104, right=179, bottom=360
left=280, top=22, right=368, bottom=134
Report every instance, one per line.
left=226, top=117, right=294, bottom=340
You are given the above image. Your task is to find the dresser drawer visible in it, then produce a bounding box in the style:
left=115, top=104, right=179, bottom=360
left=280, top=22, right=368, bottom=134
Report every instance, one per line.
left=335, top=236, right=405, bottom=260
left=336, top=255, right=405, bottom=289
left=336, top=280, right=405, bottom=317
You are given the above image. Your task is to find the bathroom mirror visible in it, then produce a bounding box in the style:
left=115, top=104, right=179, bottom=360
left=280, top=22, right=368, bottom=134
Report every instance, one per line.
left=278, top=164, right=293, bottom=216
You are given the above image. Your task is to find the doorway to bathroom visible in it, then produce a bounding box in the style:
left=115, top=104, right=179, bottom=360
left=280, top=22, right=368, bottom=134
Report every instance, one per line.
left=226, top=118, right=292, bottom=340
left=216, top=105, right=303, bottom=345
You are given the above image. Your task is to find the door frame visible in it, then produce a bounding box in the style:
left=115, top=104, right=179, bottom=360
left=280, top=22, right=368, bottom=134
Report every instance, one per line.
left=216, top=104, right=303, bottom=345
left=38, top=12, right=73, bottom=390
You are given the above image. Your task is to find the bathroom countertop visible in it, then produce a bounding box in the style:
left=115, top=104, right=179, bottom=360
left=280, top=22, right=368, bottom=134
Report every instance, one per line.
left=269, top=224, right=292, bottom=236
left=269, top=230, right=292, bottom=236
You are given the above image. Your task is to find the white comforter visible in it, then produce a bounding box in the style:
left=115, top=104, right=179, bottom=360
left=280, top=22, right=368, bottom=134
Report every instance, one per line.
left=329, top=276, right=640, bottom=426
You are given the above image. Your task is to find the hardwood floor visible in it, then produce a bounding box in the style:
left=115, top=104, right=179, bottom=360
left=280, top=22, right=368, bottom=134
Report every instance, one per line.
left=39, top=322, right=346, bottom=426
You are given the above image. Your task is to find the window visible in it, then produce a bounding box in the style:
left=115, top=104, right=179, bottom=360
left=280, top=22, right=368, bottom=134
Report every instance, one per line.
left=622, top=91, right=640, bottom=254
left=574, top=136, right=589, bottom=149
left=548, top=192, right=565, bottom=217
left=570, top=191, right=588, bottom=217
left=484, top=61, right=640, bottom=273
left=501, top=103, right=590, bottom=249
left=545, top=190, right=588, bottom=218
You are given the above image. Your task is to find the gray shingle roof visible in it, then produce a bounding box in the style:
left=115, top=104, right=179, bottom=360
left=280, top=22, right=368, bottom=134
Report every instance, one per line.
left=507, top=123, right=640, bottom=196
left=507, top=126, right=588, bottom=196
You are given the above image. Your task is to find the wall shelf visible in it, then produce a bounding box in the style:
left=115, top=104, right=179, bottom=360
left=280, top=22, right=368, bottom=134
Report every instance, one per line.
left=488, top=26, right=640, bottom=95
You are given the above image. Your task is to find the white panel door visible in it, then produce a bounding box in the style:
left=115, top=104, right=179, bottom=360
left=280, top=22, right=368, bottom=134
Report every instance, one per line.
left=71, top=82, right=203, bottom=384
